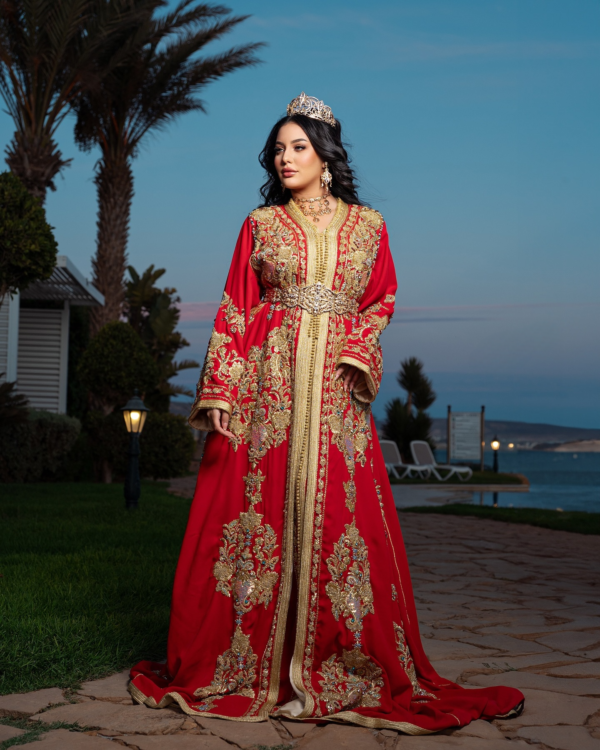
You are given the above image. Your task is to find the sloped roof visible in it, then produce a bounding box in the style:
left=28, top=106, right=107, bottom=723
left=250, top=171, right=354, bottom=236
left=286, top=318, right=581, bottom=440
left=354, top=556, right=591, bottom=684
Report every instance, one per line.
left=20, top=256, right=104, bottom=306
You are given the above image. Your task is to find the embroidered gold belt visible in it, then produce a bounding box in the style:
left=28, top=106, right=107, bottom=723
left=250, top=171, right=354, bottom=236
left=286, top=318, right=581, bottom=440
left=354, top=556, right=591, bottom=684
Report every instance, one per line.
left=264, top=283, right=358, bottom=316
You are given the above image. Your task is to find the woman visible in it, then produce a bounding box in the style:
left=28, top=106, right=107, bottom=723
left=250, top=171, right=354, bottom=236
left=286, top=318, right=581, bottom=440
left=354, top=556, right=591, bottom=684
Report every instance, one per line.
left=130, top=93, right=524, bottom=733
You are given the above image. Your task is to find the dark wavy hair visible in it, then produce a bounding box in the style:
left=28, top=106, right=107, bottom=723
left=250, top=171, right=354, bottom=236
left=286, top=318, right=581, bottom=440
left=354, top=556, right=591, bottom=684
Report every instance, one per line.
left=258, top=114, right=364, bottom=207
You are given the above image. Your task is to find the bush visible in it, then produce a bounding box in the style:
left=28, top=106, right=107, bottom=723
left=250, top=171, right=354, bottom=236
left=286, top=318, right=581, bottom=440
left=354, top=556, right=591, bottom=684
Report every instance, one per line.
left=0, top=171, right=58, bottom=302
left=85, top=410, right=195, bottom=480
left=0, top=410, right=81, bottom=482
left=78, top=321, right=159, bottom=413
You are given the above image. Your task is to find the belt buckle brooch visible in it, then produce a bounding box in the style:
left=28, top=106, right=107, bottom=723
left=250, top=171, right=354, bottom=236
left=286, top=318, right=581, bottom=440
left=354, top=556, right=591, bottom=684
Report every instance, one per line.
left=265, top=283, right=357, bottom=316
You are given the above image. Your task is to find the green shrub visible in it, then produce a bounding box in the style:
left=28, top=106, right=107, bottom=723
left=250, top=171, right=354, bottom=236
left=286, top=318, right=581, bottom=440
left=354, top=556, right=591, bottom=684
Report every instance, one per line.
left=78, top=321, right=159, bottom=413
left=0, top=410, right=81, bottom=482
left=0, top=171, right=58, bottom=302
left=85, top=410, right=194, bottom=480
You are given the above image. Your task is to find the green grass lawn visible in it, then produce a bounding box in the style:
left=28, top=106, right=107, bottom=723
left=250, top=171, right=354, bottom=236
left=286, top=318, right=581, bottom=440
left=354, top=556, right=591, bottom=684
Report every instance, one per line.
left=390, top=471, right=526, bottom=485
left=401, top=503, right=600, bottom=535
left=0, top=482, right=191, bottom=696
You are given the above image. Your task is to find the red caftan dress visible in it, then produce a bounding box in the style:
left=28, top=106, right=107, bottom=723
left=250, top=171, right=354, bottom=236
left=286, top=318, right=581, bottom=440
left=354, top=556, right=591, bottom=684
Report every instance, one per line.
left=130, top=200, right=523, bottom=733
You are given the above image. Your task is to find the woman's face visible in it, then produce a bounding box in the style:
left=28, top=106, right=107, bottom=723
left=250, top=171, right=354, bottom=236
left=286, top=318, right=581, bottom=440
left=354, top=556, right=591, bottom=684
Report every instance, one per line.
left=274, top=121, right=324, bottom=194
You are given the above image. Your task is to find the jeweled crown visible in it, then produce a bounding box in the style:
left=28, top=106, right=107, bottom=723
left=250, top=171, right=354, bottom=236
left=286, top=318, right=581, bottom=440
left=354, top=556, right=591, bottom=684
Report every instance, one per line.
left=287, top=92, right=336, bottom=127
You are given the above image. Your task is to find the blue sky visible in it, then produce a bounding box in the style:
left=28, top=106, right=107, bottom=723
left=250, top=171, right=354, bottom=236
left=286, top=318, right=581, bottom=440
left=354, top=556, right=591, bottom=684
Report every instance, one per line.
left=2, top=0, right=598, bottom=426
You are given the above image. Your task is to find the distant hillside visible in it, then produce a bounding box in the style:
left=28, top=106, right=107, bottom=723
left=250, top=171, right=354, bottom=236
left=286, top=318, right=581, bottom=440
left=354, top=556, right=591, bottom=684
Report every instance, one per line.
left=431, top=418, right=600, bottom=448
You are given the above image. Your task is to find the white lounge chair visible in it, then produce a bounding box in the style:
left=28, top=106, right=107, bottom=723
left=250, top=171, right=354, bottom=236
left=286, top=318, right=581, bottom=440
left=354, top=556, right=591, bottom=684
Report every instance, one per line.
left=379, top=440, right=431, bottom=480
left=410, top=440, right=473, bottom=482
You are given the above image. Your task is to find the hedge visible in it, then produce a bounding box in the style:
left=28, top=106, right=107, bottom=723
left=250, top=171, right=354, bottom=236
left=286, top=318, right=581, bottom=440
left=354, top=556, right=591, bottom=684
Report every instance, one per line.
left=85, top=410, right=195, bottom=480
left=0, top=410, right=81, bottom=482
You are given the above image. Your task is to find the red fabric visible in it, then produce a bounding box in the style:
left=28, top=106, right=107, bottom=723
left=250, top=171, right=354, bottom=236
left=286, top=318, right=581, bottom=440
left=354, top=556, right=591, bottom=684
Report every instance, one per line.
left=130, top=203, right=523, bottom=732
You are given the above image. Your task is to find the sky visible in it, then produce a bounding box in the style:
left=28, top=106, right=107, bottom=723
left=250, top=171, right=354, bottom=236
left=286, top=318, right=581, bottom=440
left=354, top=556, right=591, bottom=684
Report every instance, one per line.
left=1, top=0, right=599, bottom=427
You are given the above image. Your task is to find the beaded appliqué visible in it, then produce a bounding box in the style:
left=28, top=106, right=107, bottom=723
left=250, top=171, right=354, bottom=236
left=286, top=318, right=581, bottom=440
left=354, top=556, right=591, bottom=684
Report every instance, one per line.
left=194, top=626, right=258, bottom=700
left=318, top=649, right=384, bottom=714
left=325, top=518, right=374, bottom=649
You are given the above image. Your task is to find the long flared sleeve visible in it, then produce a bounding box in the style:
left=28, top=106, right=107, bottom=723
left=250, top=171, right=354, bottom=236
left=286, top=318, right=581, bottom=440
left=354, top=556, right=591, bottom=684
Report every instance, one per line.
left=337, top=222, right=397, bottom=404
left=188, top=217, right=261, bottom=431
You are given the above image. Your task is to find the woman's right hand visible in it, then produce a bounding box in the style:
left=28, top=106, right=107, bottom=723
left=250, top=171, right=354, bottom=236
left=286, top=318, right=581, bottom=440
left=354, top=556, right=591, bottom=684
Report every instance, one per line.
left=207, top=408, right=235, bottom=440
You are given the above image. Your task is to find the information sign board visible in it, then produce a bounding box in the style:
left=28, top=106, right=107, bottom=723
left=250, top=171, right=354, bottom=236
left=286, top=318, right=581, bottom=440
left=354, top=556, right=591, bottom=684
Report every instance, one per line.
left=449, top=412, right=481, bottom=461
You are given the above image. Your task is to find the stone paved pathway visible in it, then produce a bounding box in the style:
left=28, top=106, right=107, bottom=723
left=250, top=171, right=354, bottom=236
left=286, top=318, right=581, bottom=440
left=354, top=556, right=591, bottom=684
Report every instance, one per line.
left=1, top=513, right=599, bottom=749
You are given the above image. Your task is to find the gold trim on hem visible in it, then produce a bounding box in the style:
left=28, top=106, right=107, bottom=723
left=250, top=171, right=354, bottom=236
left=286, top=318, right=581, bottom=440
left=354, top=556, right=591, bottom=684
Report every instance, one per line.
left=128, top=680, right=268, bottom=722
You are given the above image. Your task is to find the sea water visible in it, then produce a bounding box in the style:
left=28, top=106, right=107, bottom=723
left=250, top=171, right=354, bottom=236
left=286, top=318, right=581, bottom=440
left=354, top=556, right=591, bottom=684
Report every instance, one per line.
left=439, top=450, right=600, bottom=513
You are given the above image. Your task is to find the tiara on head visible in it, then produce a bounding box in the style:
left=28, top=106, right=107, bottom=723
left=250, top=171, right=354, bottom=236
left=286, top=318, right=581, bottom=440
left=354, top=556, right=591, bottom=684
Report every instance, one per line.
left=287, top=92, right=336, bottom=127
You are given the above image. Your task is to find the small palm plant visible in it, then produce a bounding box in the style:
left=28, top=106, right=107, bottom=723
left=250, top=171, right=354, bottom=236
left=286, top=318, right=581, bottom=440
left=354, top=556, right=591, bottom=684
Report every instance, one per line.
left=383, top=357, right=437, bottom=460
left=125, top=264, right=199, bottom=412
left=72, top=1, right=263, bottom=334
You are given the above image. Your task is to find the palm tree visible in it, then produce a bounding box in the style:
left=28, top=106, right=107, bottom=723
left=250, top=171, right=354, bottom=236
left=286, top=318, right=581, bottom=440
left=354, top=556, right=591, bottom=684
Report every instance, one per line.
left=398, top=356, right=427, bottom=414
left=72, top=0, right=263, bottom=335
left=125, top=264, right=199, bottom=412
left=0, top=0, right=139, bottom=203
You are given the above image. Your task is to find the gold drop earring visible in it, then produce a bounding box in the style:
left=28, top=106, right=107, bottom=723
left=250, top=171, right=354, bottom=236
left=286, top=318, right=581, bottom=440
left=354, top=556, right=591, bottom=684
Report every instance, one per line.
left=321, top=162, right=332, bottom=190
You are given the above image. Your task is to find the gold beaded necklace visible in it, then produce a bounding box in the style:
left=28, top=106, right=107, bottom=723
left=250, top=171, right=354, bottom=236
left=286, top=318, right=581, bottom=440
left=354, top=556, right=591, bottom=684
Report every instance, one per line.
left=292, top=191, right=332, bottom=224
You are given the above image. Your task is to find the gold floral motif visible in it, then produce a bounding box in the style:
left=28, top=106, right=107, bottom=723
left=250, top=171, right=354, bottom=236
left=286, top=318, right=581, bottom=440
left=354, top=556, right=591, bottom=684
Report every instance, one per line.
left=219, top=291, right=246, bottom=336
left=393, top=621, right=436, bottom=702
left=343, top=479, right=356, bottom=513
left=213, top=505, right=279, bottom=614
left=325, top=518, right=374, bottom=647
left=194, top=626, right=258, bottom=699
left=250, top=209, right=301, bottom=288
left=243, top=470, right=266, bottom=505
left=391, top=584, right=398, bottom=602
left=230, top=325, right=293, bottom=465
left=318, top=649, right=383, bottom=714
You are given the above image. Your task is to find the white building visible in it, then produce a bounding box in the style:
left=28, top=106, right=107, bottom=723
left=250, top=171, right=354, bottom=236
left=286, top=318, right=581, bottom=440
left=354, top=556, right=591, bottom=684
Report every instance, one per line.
left=0, top=256, right=103, bottom=413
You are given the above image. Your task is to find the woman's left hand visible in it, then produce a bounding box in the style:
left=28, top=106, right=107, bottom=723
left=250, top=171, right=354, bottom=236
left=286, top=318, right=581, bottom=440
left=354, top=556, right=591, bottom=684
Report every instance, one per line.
left=335, top=363, right=366, bottom=394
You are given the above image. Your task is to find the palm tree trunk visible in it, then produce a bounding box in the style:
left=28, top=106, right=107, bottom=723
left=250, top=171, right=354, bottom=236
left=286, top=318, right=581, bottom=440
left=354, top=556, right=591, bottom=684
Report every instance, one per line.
left=5, top=132, right=71, bottom=204
left=90, top=156, right=134, bottom=336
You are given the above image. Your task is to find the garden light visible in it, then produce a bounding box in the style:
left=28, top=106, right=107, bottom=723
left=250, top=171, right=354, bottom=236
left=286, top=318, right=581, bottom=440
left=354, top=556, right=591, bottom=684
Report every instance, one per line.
left=122, top=390, right=149, bottom=510
left=491, top=435, right=500, bottom=473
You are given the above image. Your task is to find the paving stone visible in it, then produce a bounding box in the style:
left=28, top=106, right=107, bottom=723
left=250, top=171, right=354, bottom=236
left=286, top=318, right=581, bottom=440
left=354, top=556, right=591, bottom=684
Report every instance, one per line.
left=79, top=670, right=131, bottom=702
left=494, top=688, right=599, bottom=728
left=0, top=687, right=65, bottom=717
left=422, top=639, right=499, bottom=662
left=279, top=719, right=317, bottom=737
left=119, top=735, right=232, bottom=749
left=457, top=633, right=553, bottom=655
left=537, top=631, right=600, bottom=653
left=395, top=736, right=530, bottom=748
left=547, top=662, right=600, bottom=678
left=0, top=724, right=26, bottom=741
left=37, top=729, right=124, bottom=748
left=449, top=719, right=505, bottom=739
left=466, top=671, right=600, bottom=696
left=297, top=723, right=380, bottom=749
left=196, top=716, right=284, bottom=747
left=518, top=725, right=600, bottom=750
left=31, top=701, right=185, bottom=734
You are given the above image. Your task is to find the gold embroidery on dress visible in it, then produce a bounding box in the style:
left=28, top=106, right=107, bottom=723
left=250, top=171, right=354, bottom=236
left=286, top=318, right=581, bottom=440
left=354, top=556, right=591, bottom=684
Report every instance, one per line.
left=393, top=621, right=436, bottom=702
left=229, top=325, right=293, bottom=464
left=194, top=626, right=258, bottom=700
left=318, top=649, right=384, bottom=713
left=391, top=583, right=398, bottom=601
left=219, top=291, right=246, bottom=336
left=213, top=505, right=279, bottom=613
left=325, top=518, right=374, bottom=649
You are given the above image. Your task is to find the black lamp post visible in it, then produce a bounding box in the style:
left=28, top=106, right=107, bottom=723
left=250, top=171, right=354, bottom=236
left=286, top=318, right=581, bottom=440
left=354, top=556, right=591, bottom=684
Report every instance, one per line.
left=122, top=390, right=149, bottom=510
left=491, top=435, right=500, bottom=473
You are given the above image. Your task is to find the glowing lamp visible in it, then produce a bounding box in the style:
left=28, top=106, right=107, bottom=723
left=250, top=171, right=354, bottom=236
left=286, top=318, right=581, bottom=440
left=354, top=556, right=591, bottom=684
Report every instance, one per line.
left=121, top=390, right=150, bottom=509
left=122, top=391, right=149, bottom=434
